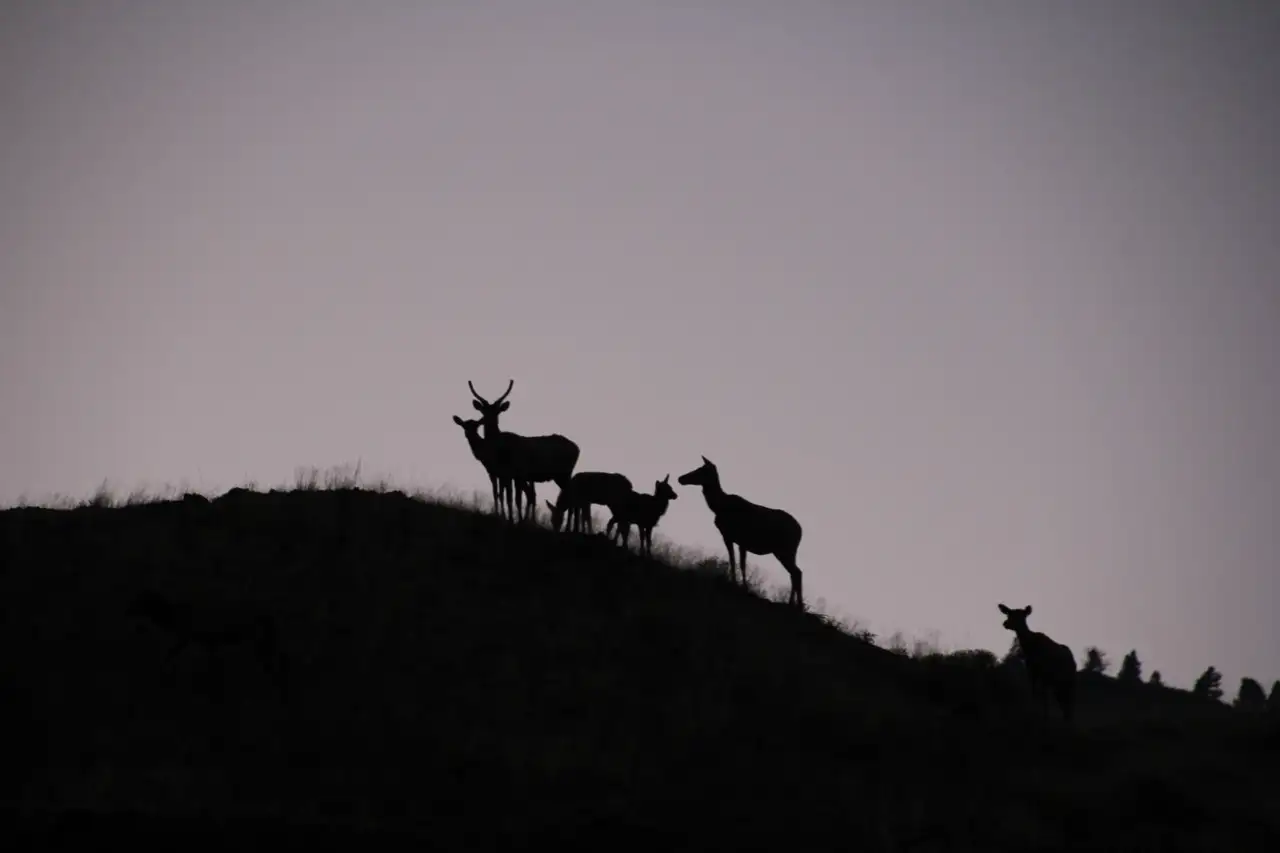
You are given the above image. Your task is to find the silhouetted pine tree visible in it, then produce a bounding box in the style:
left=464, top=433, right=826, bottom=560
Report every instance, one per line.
left=1149, top=670, right=1163, bottom=687
left=1117, top=650, right=1142, bottom=683
left=1083, top=646, right=1109, bottom=675
left=1233, top=677, right=1267, bottom=711
left=1193, top=666, right=1224, bottom=702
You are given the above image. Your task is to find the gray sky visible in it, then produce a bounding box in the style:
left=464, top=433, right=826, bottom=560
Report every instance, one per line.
left=3, top=1, right=1278, bottom=691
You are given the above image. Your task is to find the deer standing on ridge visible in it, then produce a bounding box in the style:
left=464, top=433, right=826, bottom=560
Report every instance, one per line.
left=677, top=456, right=804, bottom=609
left=468, top=380, right=580, bottom=523
left=606, top=475, right=678, bottom=557
left=545, top=471, right=633, bottom=534
left=126, top=589, right=287, bottom=688
left=997, top=604, right=1077, bottom=722
left=452, top=414, right=523, bottom=521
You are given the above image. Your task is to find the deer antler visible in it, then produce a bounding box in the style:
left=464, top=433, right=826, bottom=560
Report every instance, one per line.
left=468, top=379, right=514, bottom=407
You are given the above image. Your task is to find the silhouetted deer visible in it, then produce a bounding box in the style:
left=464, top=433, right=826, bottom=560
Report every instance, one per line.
left=678, top=456, right=804, bottom=608
left=469, top=380, right=580, bottom=523
left=997, top=604, right=1076, bottom=722
left=452, top=414, right=525, bottom=521
left=606, top=475, right=678, bottom=557
left=127, top=590, right=287, bottom=688
left=545, top=471, right=633, bottom=534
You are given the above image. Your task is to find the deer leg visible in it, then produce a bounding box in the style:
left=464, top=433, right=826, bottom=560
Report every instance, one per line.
left=1057, top=683, right=1075, bottom=724
left=160, top=636, right=188, bottom=676
left=525, top=483, right=537, bottom=524
left=722, top=536, right=737, bottom=584
left=738, top=546, right=749, bottom=586
left=779, top=552, right=804, bottom=609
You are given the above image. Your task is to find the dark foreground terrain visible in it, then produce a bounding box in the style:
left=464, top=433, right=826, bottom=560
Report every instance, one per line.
left=2, top=486, right=1277, bottom=850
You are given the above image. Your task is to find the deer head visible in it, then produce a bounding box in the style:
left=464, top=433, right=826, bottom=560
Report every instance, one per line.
left=677, top=456, right=717, bottom=487
left=545, top=499, right=568, bottom=532
left=468, top=379, right=514, bottom=432
left=452, top=414, right=484, bottom=437
left=654, top=474, right=678, bottom=502
left=998, top=603, right=1033, bottom=632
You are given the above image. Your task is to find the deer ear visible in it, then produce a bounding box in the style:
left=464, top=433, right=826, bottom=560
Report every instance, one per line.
left=1024, top=605, right=1033, bottom=616
left=499, top=401, right=510, bottom=412
left=472, top=400, right=484, bottom=412
left=998, top=604, right=1011, bottom=614
left=452, top=415, right=464, bottom=425
left=661, top=474, right=670, bottom=484
left=701, top=455, right=711, bottom=465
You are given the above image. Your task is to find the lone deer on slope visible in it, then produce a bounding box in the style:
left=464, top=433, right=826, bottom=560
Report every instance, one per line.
left=452, top=414, right=524, bottom=521
left=545, top=471, right=633, bottom=534
left=678, top=456, right=804, bottom=609
left=997, top=604, right=1077, bottom=722
left=606, top=475, right=678, bottom=557
left=468, top=379, right=580, bottom=523
left=126, top=589, right=287, bottom=688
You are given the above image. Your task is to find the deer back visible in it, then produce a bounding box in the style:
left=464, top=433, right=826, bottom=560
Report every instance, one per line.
left=1022, top=630, right=1076, bottom=680
left=493, top=433, right=580, bottom=481
left=566, top=472, right=633, bottom=508
left=715, top=493, right=802, bottom=545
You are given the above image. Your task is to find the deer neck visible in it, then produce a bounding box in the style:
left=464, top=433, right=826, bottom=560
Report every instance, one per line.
left=699, top=475, right=728, bottom=514
left=479, top=413, right=507, bottom=443
left=465, top=434, right=487, bottom=461
left=1012, top=626, right=1037, bottom=652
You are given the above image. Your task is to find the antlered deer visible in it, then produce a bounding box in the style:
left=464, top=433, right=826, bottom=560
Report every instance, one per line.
left=468, top=380, right=580, bottom=523
left=678, top=456, right=804, bottom=609
left=606, top=475, right=678, bottom=557
left=997, top=604, right=1077, bottom=722
left=545, top=471, right=633, bottom=534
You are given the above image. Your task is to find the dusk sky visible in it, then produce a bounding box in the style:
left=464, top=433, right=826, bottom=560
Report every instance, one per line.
left=3, top=1, right=1277, bottom=691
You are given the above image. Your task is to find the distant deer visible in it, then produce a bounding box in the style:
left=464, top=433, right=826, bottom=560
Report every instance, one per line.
left=452, top=414, right=526, bottom=521
left=997, top=604, right=1077, bottom=722
left=545, top=471, right=633, bottom=534
left=127, top=589, right=287, bottom=687
left=468, top=380, right=580, bottom=523
left=677, top=456, right=804, bottom=609
left=606, top=475, right=678, bottom=557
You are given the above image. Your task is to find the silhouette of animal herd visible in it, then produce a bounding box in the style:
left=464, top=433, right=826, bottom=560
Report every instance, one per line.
left=453, top=379, right=1080, bottom=721
left=453, top=379, right=807, bottom=609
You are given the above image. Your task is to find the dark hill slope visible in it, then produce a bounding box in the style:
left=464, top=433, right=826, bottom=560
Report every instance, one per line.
left=1, top=488, right=1277, bottom=850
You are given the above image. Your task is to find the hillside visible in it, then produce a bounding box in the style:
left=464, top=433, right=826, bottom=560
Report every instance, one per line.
left=2, top=485, right=1277, bottom=850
